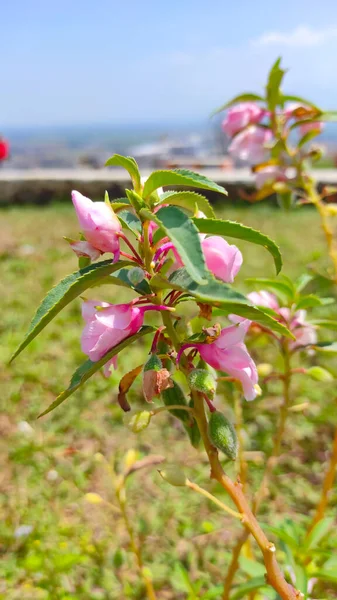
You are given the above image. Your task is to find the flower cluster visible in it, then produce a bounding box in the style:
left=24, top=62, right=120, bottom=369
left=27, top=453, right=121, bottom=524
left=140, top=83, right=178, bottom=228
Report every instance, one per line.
left=69, top=187, right=258, bottom=401
left=222, top=100, right=323, bottom=193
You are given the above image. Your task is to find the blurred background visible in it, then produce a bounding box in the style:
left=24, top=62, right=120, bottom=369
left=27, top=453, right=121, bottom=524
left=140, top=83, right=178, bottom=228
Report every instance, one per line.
left=2, top=0, right=337, bottom=171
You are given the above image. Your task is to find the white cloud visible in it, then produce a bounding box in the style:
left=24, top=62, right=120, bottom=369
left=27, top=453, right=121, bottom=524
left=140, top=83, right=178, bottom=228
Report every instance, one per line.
left=254, top=25, right=337, bottom=47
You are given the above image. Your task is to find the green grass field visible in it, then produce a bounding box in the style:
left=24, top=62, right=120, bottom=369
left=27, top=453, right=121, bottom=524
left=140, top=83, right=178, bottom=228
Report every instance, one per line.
left=1, top=204, right=337, bottom=600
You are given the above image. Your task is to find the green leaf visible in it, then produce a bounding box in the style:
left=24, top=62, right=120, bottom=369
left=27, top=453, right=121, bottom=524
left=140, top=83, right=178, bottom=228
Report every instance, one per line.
left=282, top=94, right=321, bottom=112
left=263, top=524, right=298, bottom=548
left=110, top=197, right=131, bottom=212
left=141, top=206, right=208, bottom=285
left=304, top=517, right=334, bottom=551
left=298, top=129, right=322, bottom=148
left=266, top=57, right=286, bottom=111
left=231, top=577, right=267, bottom=600
left=295, top=294, right=326, bottom=310
left=296, top=273, right=313, bottom=292
left=211, top=93, right=264, bottom=116
left=311, top=319, right=337, bottom=330
left=246, top=277, right=294, bottom=302
left=142, top=169, right=228, bottom=198
left=158, top=190, right=215, bottom=218
left=314, top=341, right=337, bottom=353
left=239, top=556, right=266, bottom=578
left=193, top=218, right=282, bottom=274
left=293, top=564, right=308, bottom=595
left=168, top=269, right=293, bottom=337
left=117, top=209, right=142, bottom=236
left=162, top=381, right=200, bottom=448
left=110, top=267, right=151, bottom=295
left=125, top=189, right=146, bottom=211
left=10, top=260, right=133, bottom=362
left=312, top=569, right=337, bottom=583
left=38, top=326, right=154, bottom=417
left=105, top=154, right=141, bottom=192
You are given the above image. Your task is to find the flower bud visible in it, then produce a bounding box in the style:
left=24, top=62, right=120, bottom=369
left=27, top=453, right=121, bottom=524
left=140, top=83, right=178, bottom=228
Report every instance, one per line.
left=158, top=466, right=187, bottom=487
left=143, top=354, right=162, bottom=372
left=188, top=369, right=216, bottom=399
left=208, top=411, right=238, bottom=460
left=124, top=410, right=152, bottom=433
left=307, top=366, right=333, bottom=382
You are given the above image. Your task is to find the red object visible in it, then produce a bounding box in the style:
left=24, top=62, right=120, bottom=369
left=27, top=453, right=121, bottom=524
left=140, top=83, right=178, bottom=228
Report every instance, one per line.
left=0, top=139, right=9, bottom=161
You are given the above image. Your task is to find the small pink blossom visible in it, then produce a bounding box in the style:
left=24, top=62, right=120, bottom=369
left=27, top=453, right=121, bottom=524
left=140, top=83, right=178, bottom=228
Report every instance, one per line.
left=247, top=291, right=280, bottom=311
left=278, top=308, right=317, bottom=349
left=71, top=191, right=121, bottom=260
left=202, top=236, right=242, bottom=283
left=228, top=126, right=273, bottom=164
left=156, top=236, right=242, bottom=284
left=255, top=166, right=288, bottom=190
left=177, top=320, right=258, bottom=401
left=299, top=121, right=324, bottom=137
left=222, top=103, right=265, bottom=137
left=81, top=300, right=170, bottom=376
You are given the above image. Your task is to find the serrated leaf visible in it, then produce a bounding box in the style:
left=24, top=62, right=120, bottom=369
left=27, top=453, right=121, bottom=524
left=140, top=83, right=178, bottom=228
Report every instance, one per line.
left=10, top=260, right=133, bottom=362
left=282, top=94, right=321, bottom=112
left=157, top=190, right=215, bottom=218
left=105, top=154, right=141, bottom=192
left=246, top=277, right=294, bottom=302
left=142, top=169, right=228, bottom=198
left=266, top=57, right=285, bottom=111
left=264, top=524, right=298, bottom=548
left=231, top=577, right=267, bottom=600
left=125, top=189, right=146, bottom=211
left=211, top=93, right=264, bottom=116
left=110, top=197, right=131, bottom=211
left=305, top=517, right=334, bottom=551
left=168, top=269, right=293, bottom=337
left=38, top=326, right=154, bottom=417
left=117, top=209, right=142, bottom=236
left=193, top=218, right=282, bottom=274
left=141, top=206, right=208, bottom=285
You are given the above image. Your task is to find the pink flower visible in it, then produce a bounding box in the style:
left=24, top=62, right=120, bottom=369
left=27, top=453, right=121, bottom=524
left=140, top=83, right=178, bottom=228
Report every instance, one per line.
left=202, top=236, right=242, bottom=283
left=155, top=236, right=242, bottom=284
left=255, top=166, right=288, bottom=190
left=81, top=300, right=170, bottom=376
left=247, top=291, right=279, bottom=311
left=177, top=320, right=258, bottom=401
left=229, top=126, right=273, bottom=164
left=230, top=290, right=317, bottom=349
left=222, top=103, right=265, bottom=137
left=278, top=308, right=317, bottom=349
left=71, top=191, right=121, bottom=260
left=299, top=121, right=324, bottom=137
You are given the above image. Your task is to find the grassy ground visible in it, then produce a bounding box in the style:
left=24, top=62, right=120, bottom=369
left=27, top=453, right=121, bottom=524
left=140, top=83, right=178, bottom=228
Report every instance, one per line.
left=1, top=203, right=337, bottom=600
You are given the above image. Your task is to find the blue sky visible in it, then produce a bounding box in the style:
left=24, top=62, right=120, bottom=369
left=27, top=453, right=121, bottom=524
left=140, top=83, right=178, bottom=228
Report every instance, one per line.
left=2, top=0, right=337, bottom=126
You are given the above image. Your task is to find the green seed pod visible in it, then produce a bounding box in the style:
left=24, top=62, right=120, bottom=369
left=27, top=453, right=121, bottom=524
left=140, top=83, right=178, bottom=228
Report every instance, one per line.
left=159, top=466, right=187, bottom=487
left=307, top=366, right=333, bottom=382
left=143, top=354, right=162, bottom=372
left=208, top=411, right=238, bottom=460
left=188, top=369, right=216, bottom=399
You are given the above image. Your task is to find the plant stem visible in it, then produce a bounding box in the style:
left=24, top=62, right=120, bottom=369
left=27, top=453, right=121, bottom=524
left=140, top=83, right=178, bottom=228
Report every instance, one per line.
left=186, top=479, right=243, bottom=520
left=162, top=311, right=298, bottom=600
left=234, top=391, right=248, bottom=493
left=306, top=423, right=337, bottom=534
left=116, top=480, right=157, bottom=600
left=222, top=342, right=293, bottom=599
